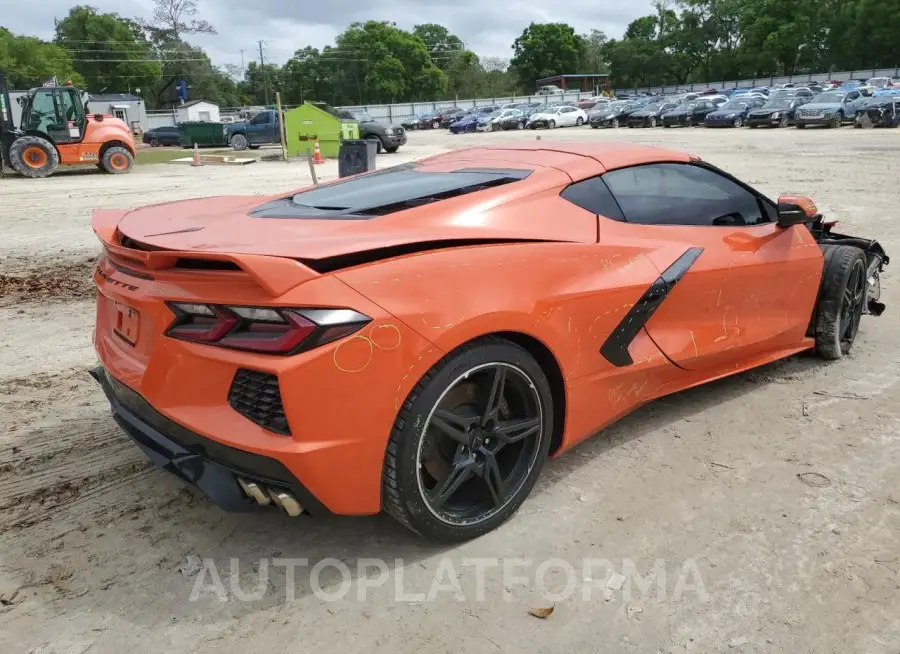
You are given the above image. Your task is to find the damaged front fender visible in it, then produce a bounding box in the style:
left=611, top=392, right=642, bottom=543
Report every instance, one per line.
left=810, top=220, right=890, bottom=316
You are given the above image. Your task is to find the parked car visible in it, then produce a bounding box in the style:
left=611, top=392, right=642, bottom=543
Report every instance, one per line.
left=439, top=107, right=467, bottom=128
left=478, top=109, right=519, bottom=132
left=526, top=105, right=587, bottom=129
left=589, top=101, right=641, bottom=128
left=226, top=110, right=280, bottom=150
left=703, top=97, right=766, bottom=127
left=337, top=110, right=407, bottom=152
left=854, top=95, right=900, bottom=128
left=747, top=96, right=809, bottom=128
left=482, top=108, right=526, bottom=131
left=794, top=89, right=868, bottom=128
left=90, top=141, right=890, bottom=542
left=661, top=98, right=726, bottom=127
left=420, top=111, right=443, bottom=129
left=142, top=126, right=180, bottom=147
left=626, top=101, right=680, bottom=128
left=578, top=98, right=609, bottom=111
left=536, top=85, right=564, bottom=95
left=449, top=112, right=479, bottom=134
left=401, top=115, right=423, bottom=130
left=449, top=107, right=495, bottom=134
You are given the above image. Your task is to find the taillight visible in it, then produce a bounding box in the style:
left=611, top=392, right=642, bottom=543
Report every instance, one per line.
left=165, top=303, right=370, bottom=354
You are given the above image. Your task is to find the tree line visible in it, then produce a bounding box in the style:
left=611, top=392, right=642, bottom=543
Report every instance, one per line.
left=1, top=0, right=897, bottom=110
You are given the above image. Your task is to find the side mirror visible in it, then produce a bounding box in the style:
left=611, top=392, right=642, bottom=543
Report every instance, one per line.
left=776, top=195, right=819, bottom=227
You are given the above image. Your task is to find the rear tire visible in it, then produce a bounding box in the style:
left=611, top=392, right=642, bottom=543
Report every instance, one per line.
left=9, top=136, right=59, bottom=179
left=382, top=337, right=553, bottom=542
left=100, top=146, right=134, bottom=174
left=814, top=245, right=868, bottom=359
left=575, top=117, right=584, bottom=126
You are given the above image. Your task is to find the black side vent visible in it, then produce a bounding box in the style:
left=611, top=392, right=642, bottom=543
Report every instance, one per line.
left=228, top=369, right=291, bottom=435
left=298, top=238, right=554, bottom=274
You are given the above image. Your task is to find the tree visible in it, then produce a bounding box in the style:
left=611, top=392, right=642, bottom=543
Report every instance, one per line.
left=580, top=29, right=609, bottom=72
left=146, top=0, right=215, bottom=38
left=510, top=23, right=585, bottom=90
left=412, top=23, right=464, bottom=69
left=327, top=21, right=447, bottom=104
left=54, top=6, right=161, bottom=94
left=0, top=28, right=84, bottom=88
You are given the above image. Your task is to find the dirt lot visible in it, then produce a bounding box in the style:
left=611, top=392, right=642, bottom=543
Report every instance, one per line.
left=1, top=126, right=898, bottom=653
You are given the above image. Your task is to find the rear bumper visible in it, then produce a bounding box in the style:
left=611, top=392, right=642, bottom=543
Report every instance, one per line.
left=90, top=366, right=328, bottom=515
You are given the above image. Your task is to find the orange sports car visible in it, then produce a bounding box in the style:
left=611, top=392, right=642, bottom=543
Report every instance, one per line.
left=90, top=142, right=889, bottom=541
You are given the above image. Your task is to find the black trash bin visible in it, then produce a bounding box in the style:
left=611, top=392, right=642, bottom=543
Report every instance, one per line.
left=338, top=139, right=377, bottom=178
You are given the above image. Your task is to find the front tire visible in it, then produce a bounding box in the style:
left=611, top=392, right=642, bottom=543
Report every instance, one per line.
left=814, top=245, right=868, bottom=359
left=650, top=117, right=657, bottom=127
left=831, top=113, right=843, bottom=128
left=780, top=114, right=790, bottom=128
left=733, top=117, right=743, bottom=127
left=382, top=338, right=553, bottom=542
left=100, top=146, right=134, bottom=174
left=230, top=134, right=248, bottom=150
left=549, top=120, right=556, bottom=129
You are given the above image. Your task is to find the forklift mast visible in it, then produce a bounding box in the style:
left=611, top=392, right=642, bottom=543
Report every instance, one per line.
left=0, top=72, right=17, bottom=169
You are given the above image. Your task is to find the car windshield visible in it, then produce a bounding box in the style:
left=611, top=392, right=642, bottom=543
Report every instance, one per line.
left=812, top=92, right=844, bottom=103
left=351, top=111, right=374, bottom=122
left=607, top=101, right=627, bottom=111
left=721, top=100, right=749, bottom=110
left=763, top=98, right=793, bottom=109
left=643, top=103, right=661, bottom=111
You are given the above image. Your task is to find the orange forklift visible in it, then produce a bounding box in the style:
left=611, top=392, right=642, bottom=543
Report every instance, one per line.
left=0, top=73, right=136, bottom=178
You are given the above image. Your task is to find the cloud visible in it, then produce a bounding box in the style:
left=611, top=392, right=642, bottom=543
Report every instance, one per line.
left=9, top=0, right=654, bottom=69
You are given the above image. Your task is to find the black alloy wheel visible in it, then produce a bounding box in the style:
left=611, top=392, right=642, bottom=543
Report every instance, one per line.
left=814, top=245, right=869, bottom=359
left=382, top=339, right=553, bottom=541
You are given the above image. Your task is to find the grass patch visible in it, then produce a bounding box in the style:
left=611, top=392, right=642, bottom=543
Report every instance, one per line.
left=136, top=148, right=241, bottom=165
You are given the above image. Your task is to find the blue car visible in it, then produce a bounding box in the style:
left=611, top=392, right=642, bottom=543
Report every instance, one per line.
left=794, top=89, right=868, bottom=128
left=703, top=97, right=766, bottom=127
left=449, top=107, right=496, bottom=134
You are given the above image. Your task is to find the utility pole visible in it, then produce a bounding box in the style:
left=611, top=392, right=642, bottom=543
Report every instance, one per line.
left=239, top=49, right=246, bottom=80
left=258, top=40, right=269, bottom=107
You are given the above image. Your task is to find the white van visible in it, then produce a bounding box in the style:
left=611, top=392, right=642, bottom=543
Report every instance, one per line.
left=537, top=85, right=564, bottom=95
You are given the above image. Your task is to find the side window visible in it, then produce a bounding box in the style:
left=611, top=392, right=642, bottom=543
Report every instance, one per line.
left=602, top=163, right=770, bottom=227
left=847, top=91, right=859, bottom=101
left=250, top=113, right=269, bottom=125
left=560, top=176, right=625, bottom=221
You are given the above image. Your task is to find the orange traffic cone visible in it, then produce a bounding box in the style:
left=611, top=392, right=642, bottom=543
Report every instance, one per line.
left=191, top=142, right=201, bottom=166
left=313, top=138, right=325, bottom=165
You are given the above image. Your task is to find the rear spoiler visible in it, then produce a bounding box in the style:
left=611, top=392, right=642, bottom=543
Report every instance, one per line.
left=91, top=209, right=319, bottom=297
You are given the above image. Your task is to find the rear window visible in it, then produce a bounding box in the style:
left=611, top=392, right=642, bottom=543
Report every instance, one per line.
left=249, top=164, right=532, bottom=219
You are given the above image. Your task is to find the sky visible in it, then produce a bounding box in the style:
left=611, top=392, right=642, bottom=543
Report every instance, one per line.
left=11, top=0, right=654, bottom=70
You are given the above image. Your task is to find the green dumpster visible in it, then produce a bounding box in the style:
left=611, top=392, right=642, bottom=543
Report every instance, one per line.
left=178, top=121, right=228, bottom=148
left=284, top=103, right=344, bottom=158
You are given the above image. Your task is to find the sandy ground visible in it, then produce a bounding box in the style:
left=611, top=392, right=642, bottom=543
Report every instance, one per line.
left=1, top=126, right=898, bottom=654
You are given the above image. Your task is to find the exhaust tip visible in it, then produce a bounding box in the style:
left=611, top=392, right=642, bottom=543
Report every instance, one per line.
left=268, top=489, right=303, bottom=516
left=237, top=478, right=271, bottom=506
